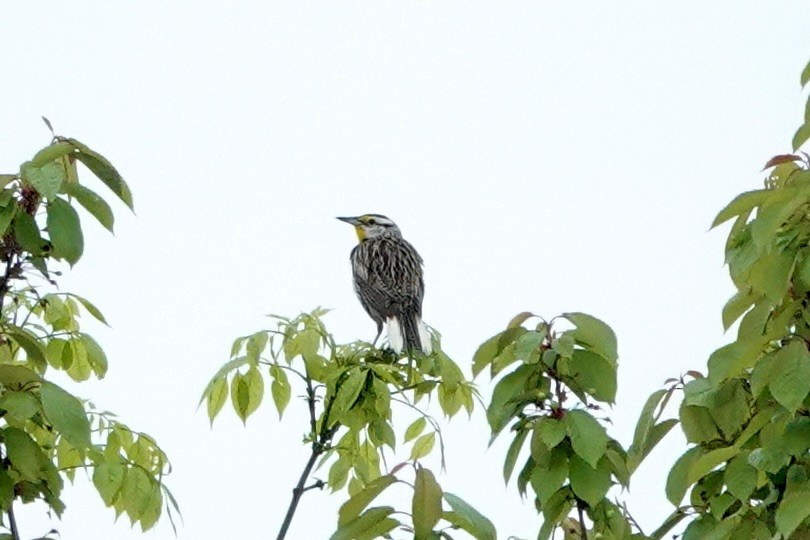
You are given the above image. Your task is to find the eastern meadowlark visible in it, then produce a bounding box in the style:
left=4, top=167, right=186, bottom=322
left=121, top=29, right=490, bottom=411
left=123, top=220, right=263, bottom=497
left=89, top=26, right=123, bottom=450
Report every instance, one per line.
left=337, top=214, right=432, bottom=355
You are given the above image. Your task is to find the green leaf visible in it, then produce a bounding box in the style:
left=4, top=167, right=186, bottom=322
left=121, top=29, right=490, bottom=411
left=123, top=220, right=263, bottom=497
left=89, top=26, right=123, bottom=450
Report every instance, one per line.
left=569, top=454, right=611, bottom=507
left=0, top=203, right=16, bottom=237
left=627, top=388, right=678, bottom=472
left=768, top=340, right=810, bottom=413
left=31, top=141, right=76, bottom=167
left=711, top=189, right=769, bottom=229
left=708, top=379, right=750, bottom=438
left=784, top=416, right=810, bottom=456
left=513, top=331, right=544, bottom=363
left=748, top=446, right=789, bottom=473
left=64, top=338, right=92, bottom=381
left=802, top=59, right=810, bottom=87
left=551, top=333, right=574, bottom=358
left=81, top=333, right=108, bottom=378
left=120, top=466, right=153, bottom=523
left=21, top=160, right=65, bottom=200
left=47, top=198, right=84, bottom=266
left=12, top=211, right=45, bottom=255
left=338, top=475, right=396, bottom=527
left=62, top=182, right=114, bottom=232
left=206, top=378, right=228, bottom=422
left=65, top=293, right=108, bottom=325
left=503, top=429, right=528, bottom=484
left=721, top=289, right=755, bottom=331
left=5, top=325, right=47, bottom=365
left=533, top=417, right=567, bottom=450
left=776, top=491, right=810, bottom=538
left=687, top=446, right=738, bottom=486
left=490, top=330, right=527, bottom=376
left=0, top=364, right=42, bottom=387
left=245, top=331, right=269, bottom=363
left=679, top=404, right=720, bottom=443
left=530, top=447, right=568, bottom=504
left=5, top=427, right=45, bottom=481
left=70, top=139, right=134, bottom=210
left=507, top=311, right=535, bottom=329
left=487, top=364, right=534, bottom=438
left=724, top=452, right=756, bottom=502
left=565, top=410, right=608, bottom=468
left=270, top=364, right=291, bottom=418
left=628, top=418, right=678, bottom=474
left=0, top=391, right=40, bottom=423
left=0, top=469, right=13, bottom=511
left=605, top=445, right=630, bottom=488
left=405, top=417, right=427, bottom=443
left=40, top=381, right=92, bottom=451
left=410, top=432, right=436, bottom=461
left=93, top=460, right=125, bottom=506
left=330, top=507, right=396, bottom=540
left=562, top=312, right=618, bottom=363
left=751, top=191, right=808, bottom=248
left=472, top=333, right=502, bottom=378
left=332, top=369, right=367, bottom=417
left=707, top=341, right=760, bottom=384
left=666, top=447, right=704, bottom=506
left=328, top=456, right=351, bottom=491
left=793, top=123, right=810, bottom=151
left=568, top=349, right=616, bottom=403
left=230, top=368, right=264, bottom=423
left=443, top=493, right=497, bottom=540
left=413, top=467, right=443, bottom=540
left=198, top=356, right=249, bottom=406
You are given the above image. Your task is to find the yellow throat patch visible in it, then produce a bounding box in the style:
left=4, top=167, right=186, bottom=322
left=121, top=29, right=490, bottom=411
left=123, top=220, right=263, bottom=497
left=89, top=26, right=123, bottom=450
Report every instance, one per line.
left=354, top=226, right=366, bottom=242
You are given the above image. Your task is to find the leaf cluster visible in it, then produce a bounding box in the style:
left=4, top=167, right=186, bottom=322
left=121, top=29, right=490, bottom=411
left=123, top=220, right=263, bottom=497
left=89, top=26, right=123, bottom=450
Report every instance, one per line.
left=662, top=145, right=810, bottom=539
left=203, top=309, right=498, bottom=538
left=0, top=132, right=175, bottom=536
left=474, top=312, right=650, bottom=540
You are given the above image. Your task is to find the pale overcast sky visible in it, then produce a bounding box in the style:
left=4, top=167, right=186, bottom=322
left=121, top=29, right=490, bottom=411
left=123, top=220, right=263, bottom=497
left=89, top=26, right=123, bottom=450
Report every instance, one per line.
left=2, top=2, right=809, bottom=539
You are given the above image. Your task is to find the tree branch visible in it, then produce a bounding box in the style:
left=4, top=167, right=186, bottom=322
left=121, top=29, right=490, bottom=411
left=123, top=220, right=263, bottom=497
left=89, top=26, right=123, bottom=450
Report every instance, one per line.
left=8, top=500, right=20, bottom=540
left=275, top=374, right=340, bottom=540
left=576, top=499, right=588, bottom=540
left=276, top=445, right=321, bottom=540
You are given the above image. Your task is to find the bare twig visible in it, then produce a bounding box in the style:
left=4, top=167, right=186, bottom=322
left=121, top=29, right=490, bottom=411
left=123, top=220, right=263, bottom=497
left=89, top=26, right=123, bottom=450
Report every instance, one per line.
left=576, top=499, right=588, bottom=540
left=8, top=500, right=20, bottom=540
left=276, top=375, right=339, bottom=540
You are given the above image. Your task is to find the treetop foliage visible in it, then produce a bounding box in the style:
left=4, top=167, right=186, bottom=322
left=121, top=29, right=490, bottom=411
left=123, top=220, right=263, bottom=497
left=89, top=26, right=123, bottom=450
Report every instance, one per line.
left=0, top=122, right=176, bottom=539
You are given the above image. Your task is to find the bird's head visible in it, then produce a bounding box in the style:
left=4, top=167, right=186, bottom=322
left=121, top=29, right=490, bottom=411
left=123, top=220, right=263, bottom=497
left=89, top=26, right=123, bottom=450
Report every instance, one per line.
left=337, top=214, right=401, bottom=242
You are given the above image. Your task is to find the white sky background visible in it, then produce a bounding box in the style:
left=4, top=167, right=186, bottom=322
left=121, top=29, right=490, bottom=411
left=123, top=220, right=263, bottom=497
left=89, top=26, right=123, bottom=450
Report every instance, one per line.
left=2, top=2, right=809, bottom=539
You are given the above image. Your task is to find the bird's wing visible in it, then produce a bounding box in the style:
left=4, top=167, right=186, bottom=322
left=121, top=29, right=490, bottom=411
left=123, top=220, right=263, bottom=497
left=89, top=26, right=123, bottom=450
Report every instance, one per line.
left=363, top=237, right=424, bottom=317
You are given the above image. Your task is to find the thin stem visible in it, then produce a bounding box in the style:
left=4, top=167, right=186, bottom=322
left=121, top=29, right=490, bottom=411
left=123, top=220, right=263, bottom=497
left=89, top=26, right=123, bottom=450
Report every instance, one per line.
left=576, top=499, right=588, bottom=540
left=276, top=375, right=340, bottom=540
left=0, top=252, right=14, bottom=314
left=8, top=501, right=19, bottom=540
left=276, top=447, right=320, bottom=540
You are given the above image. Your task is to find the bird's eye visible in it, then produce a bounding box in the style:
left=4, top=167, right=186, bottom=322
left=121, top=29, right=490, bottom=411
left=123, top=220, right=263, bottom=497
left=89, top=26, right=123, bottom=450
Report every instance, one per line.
left=367, top=219, right=376, bottom=225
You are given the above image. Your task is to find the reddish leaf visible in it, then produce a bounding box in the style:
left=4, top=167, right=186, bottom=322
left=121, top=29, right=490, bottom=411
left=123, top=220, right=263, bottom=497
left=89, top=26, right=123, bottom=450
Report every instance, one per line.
left=763, top=154, right=802, bottom=170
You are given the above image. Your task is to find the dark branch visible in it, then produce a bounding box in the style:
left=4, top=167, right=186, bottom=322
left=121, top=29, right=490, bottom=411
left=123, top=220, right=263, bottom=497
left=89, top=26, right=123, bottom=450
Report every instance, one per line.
left=576, top=499, right=588, bottom=540
left=8, top=500, right=19, bottom=540
left=276, top=374, right=340, bottom=540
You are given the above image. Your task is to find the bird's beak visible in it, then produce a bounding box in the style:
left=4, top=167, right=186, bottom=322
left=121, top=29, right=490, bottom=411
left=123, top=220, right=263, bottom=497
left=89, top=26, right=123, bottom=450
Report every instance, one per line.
left=336, top=216, right=361, bottom=225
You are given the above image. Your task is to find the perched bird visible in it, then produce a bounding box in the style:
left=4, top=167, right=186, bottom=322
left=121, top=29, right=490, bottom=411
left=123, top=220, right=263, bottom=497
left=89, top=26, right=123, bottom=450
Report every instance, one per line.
left=337, top=214, right=432, bottom=355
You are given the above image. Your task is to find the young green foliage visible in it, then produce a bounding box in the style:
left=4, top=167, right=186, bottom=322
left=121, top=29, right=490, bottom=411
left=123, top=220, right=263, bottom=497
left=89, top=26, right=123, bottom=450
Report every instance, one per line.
left=664, top=147, right=810, bottom=539
left=0, top=129, right=175, bottom=537
left=473, top=312, right=650, bottom=539
left=203, top=309, right=493, bottom=538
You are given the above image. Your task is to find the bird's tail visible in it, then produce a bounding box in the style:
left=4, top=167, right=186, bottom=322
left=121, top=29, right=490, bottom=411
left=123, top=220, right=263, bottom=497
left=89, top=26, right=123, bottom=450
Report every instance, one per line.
left=386, top=314, right=432, bottom=355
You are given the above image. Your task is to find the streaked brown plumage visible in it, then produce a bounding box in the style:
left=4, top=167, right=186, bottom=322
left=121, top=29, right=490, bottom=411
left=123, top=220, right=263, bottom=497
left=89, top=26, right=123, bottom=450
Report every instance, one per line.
left=337, top=214, right=432, bottom=355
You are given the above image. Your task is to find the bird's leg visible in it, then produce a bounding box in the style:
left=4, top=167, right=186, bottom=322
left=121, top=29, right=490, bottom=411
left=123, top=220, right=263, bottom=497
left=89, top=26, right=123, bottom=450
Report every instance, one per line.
left=372, top=322, right=383, bottom=348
